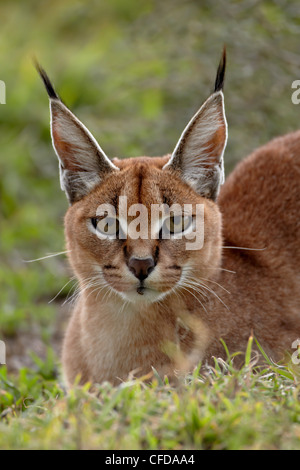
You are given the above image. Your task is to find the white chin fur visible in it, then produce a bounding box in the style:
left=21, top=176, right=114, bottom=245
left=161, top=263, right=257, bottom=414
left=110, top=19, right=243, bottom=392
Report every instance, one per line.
left=118, top=288, right=169, bottom=305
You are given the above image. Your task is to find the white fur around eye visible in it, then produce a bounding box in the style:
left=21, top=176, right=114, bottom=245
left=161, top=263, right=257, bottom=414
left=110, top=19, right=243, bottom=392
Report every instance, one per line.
left=170, top=216, right=195, bottom=239
left=160, top=215, right=194, bottom=240
left=87, top=216, right=128, bottom=240
left=87, top=219, right=116, bottom=240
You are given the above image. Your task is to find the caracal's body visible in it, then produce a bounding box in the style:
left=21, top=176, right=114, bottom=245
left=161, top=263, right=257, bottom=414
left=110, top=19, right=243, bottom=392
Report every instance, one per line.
left=37, top=51, right=300, bottom=386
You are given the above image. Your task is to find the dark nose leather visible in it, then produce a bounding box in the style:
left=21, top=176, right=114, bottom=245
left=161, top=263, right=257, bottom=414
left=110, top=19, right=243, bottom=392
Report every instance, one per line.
left=128, top=257, right=155, bottom=281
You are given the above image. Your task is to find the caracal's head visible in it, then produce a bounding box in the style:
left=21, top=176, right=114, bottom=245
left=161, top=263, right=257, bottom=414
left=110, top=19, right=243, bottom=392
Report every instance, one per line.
left=37, top=49, right=227, bottom=305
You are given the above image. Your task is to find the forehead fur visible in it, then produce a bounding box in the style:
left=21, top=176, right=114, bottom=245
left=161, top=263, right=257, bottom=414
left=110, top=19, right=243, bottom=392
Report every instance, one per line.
left=71, top=155, right=211, bottom=216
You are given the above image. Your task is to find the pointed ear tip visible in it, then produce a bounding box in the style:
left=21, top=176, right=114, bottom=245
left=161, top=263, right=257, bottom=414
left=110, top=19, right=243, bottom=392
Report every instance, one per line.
left=214, top=46, right=226, bottom=93
left=34, top=59, right=59, bottom=100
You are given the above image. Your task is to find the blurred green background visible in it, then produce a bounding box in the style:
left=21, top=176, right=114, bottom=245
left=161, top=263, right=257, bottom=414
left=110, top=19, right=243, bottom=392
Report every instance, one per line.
left=1, top=0, right=299, bottom=370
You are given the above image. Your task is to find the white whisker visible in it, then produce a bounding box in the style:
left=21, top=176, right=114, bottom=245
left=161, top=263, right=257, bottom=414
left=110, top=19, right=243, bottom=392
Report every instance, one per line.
left=48, top=276, right=77, bottom=304
left=222, top=246, right=266, bottom=251
left=181, top=265, right=230, bottom=311
left=198, top=281, right=229, bottom=310
left=177, top=282, right=208, bottom=313
left=23, top=250, right=71, bottom=263
left=188, top=275, right=231, bottom=295
left=206, top=267, right=236, bottom=274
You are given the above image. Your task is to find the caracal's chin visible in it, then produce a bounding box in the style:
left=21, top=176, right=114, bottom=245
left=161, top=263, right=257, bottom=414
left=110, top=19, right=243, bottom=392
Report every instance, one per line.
left=116, top=286, right=171, bottom=305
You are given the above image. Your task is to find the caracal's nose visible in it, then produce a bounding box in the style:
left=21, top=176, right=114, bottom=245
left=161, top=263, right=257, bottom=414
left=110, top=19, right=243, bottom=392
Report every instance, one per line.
left=128, top=256, right=155, bottom=281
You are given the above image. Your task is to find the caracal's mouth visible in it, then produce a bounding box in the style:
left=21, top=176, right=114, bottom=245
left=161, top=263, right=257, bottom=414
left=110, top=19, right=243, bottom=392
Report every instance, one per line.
left=119, top=285, right=171, bottom=304
left=106, top=280, right=174, bottom=305
left=100, top=266, right=181, bottom=305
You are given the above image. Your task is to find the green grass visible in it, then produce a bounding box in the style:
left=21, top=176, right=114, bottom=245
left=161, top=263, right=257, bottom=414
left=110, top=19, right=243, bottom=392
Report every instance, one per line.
left=1, top=0, right=300, bottom=450
left=0, top=340, right=299, bottom=450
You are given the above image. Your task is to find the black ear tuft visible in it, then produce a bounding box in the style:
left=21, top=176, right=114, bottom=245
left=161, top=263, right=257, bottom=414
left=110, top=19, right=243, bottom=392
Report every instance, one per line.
left=214, top=46, right=226, bottom=93
left=34, top=59, right=59, bottom=100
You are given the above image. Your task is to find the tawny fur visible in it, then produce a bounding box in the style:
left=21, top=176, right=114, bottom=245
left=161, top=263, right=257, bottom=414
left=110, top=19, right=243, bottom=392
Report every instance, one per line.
left=62, top=138, right=300, bottom=386
left=36, top=56, right=300, bottom=387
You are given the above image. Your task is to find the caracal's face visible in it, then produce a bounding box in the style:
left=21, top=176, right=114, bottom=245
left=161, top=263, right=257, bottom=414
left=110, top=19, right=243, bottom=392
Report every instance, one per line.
left=36, top=51, right=226, bottom=305
left=65, top=156, right=222, bottom=305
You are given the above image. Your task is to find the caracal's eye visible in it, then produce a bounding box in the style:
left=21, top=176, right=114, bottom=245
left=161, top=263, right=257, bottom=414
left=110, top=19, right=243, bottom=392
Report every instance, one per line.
left=162, top=214, right=193, bottom=236
left=91, top=217, right=120, bottom=237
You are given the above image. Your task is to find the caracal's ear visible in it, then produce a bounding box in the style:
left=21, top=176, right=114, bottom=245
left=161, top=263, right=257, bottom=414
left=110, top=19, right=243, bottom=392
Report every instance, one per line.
left=163, top=48, right=227, bottom=201
left=35, top=63, right=119, bottom=204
